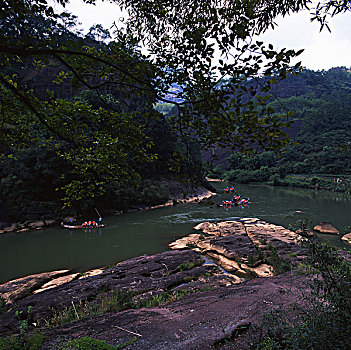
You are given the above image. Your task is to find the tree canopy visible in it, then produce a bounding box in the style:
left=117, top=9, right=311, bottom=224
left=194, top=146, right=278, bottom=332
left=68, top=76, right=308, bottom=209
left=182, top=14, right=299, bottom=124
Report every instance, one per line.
left=1, top=0, right=350, bottom=207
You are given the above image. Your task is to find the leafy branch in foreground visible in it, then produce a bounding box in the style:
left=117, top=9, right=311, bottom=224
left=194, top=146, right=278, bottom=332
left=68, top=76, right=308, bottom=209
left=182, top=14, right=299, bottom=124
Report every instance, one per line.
left=1, top=0, right=350, bottom=207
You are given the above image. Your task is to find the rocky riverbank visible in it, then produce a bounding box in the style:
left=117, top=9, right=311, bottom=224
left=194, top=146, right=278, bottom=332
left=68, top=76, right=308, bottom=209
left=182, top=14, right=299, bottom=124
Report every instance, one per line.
left=0, top=218, right=313, bottom=349
left=0, top=182, right=215, bottom=235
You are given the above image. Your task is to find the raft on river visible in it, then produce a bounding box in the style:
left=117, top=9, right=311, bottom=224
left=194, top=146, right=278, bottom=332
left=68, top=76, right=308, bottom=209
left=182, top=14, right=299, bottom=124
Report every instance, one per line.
left=61, top=222, right=105, bottom=229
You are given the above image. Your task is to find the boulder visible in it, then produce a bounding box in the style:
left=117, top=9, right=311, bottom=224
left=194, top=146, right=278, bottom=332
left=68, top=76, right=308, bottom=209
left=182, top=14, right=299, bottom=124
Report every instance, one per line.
left=313, top=222, right=339, bottom=235
left=3, top=223, right=18, bottom=233
left=341, top=233, right=351, bottom=245
left=27, top=221, right=45, bottom=229
left=171, top=219, right=306, bottom=271
left=0, top=270, right=70, bottom=303
left=196, top=233, right=258, bottom=261
left=193, top=220, right=247, bottom=236
left=33, top=274, right=79, bottom=294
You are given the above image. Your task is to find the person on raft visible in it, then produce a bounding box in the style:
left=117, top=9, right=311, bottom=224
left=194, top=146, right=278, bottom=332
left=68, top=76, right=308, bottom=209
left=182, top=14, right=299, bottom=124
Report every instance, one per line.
left=82, top=220, right=98, bottom=228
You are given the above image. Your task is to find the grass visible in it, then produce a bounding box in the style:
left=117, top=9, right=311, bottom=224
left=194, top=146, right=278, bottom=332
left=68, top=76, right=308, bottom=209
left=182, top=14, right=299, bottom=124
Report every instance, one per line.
left=54, top=335, right=138, bottom=349
left=213, top=323, right=251, bottom=348
left=288, top=252, right=299, bottom=257
left=296, top=263, right=314, bottom=275
left=136, top=289, right=193, bottom=308
left=48, top=289, right=138, bottom=327
left=265, top=244, right=291, bottom=275
left=176, top=258, right=204, bottom=272
left=252, top=241, right=351, bottom=349
left=0, top=332, right=45, bottom=350
left=47, top=287, right=197, bottom=327
left=246, top=249, right=265, bottom=267
left=245, top=246, right=290, bottom=276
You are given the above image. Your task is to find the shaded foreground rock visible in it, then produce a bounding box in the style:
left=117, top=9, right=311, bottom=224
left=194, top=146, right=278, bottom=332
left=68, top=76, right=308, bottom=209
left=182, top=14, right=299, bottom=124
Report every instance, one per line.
left=40, top=272, right=309, bottom=350
left=313, top=222, right=339, bottom=235
left=0, top=250, right=235, bottom=335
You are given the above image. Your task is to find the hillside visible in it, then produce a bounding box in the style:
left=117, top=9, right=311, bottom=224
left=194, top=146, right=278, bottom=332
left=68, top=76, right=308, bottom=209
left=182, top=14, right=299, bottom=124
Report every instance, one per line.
left=0, top=14, right=204, bottom=223
left=207, top=68, right=351, bottom=187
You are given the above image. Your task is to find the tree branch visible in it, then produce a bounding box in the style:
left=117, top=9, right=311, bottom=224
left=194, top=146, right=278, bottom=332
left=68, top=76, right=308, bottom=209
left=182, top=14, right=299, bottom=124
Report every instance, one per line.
left=0, top=45, right=153, bottom=90
left=0, top=74, right=78, bottom=146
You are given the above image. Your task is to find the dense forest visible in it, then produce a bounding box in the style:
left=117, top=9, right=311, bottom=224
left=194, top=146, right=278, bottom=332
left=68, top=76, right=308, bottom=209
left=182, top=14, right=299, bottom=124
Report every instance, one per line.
left=208, top=68, right=351, bottom=191
left=0, top=14, right=203, bottom=222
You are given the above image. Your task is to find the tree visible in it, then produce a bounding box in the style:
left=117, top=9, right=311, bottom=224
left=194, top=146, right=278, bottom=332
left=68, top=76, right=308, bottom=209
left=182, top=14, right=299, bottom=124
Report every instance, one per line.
left=1, top=0, right=350, bottom=205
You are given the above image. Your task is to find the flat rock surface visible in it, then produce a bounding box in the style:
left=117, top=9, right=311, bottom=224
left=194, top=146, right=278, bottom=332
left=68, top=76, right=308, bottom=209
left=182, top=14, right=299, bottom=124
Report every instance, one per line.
left=0, top=270, right=70, bottom=303
left=197, top=233, right=258, bottom=260
left=40, top=272, right=309, bottom=350
left=33, top=274, right=79, bottom=294
left=0, top=250, right=231, bottom=334
left=171, top=219, right=307, bottom=276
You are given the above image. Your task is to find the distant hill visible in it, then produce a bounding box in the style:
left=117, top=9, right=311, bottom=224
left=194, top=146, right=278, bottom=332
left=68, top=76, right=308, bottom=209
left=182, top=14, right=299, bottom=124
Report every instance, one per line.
left=206, top=68, right=351, bottom=180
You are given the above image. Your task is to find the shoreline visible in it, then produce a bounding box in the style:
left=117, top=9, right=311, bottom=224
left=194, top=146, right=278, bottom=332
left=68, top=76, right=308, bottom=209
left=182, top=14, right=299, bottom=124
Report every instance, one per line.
left=208, top=176, right=351, bottom=194
left=0, top=185, right=216, bottom=235
left=0, top=218, right=311, bottom=349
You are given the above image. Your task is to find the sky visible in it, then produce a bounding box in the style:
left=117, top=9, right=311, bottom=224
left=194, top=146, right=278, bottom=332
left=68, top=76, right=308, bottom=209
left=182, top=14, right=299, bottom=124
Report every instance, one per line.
left=54, top=0, right=351, bottom=71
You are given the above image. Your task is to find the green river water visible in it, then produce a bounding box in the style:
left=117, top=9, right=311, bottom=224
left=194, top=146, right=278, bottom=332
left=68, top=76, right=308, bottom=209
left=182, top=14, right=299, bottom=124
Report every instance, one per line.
left=1, top=183, right=350, bottom=283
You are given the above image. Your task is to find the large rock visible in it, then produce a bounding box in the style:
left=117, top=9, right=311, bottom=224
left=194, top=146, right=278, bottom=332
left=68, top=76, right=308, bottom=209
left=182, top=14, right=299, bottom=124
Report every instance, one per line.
left=341, top=233, right=351, bottom=245
left=39, top=272, right=309, bottom=350
left=313, top=222, right=339, bottom=235
left=244, top=221, right=305, bottom=264
left=171, top=219, right=306, bottom=276
left=193, top=220, right=247, bottom=236
left=0, top=270, right=70, bottom=303
left=196, top=233, right=258, bottom=261
left=0, top=220, right=312, bottom=349
left=0, top=250, right=234, bottom=335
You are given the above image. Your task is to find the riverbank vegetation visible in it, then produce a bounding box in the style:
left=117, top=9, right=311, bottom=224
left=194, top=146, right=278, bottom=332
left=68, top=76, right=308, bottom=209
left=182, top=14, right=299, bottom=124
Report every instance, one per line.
left=208, top=68, right=351, bottom=193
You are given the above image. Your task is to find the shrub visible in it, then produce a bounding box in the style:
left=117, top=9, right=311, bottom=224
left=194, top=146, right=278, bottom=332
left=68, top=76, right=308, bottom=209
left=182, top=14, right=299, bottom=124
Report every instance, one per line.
left=54, top=336, right=118, bottom=350
left=253, top=240, right=351, bottom=349
left=0, top=332, right=45, bottom=350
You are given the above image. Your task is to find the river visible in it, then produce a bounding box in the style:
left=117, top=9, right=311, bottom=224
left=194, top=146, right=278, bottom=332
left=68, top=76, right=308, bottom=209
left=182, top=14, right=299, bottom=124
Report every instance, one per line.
left=1, top=183, right=350, bottom=283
